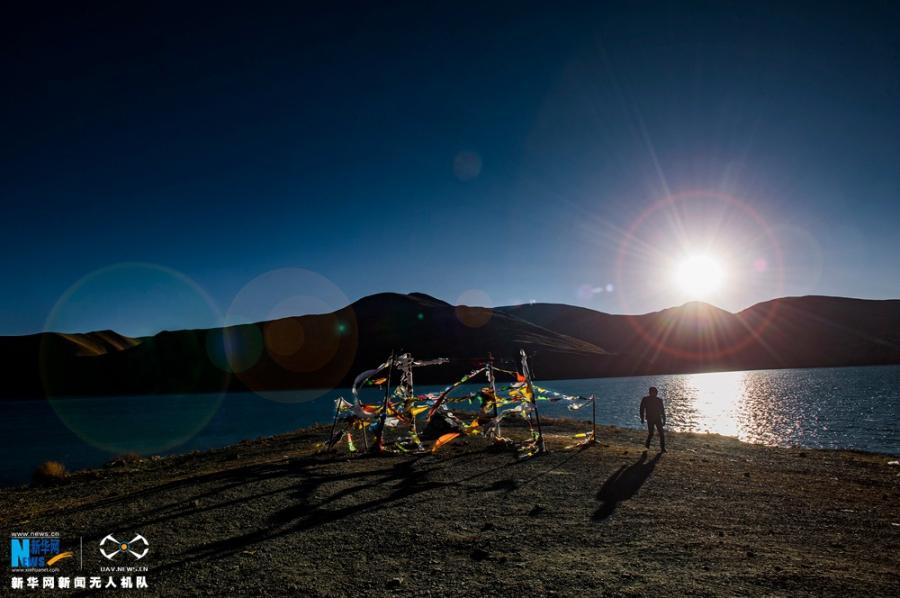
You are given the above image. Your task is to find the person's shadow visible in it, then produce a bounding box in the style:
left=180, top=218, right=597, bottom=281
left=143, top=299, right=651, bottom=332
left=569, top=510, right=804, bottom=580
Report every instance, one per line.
left=593, top=451, right=662, bottom=521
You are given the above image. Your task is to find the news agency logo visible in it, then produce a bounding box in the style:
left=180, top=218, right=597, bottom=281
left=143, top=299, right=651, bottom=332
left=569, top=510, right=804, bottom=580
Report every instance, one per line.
left=10, top=533, right=73, bottom=570
left=99, top=534, right=149, bottom=560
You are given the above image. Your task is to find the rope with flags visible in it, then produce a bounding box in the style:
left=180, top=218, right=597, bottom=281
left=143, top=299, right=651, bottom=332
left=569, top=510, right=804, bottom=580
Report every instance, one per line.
left=323, top=351, right=597, bottom=457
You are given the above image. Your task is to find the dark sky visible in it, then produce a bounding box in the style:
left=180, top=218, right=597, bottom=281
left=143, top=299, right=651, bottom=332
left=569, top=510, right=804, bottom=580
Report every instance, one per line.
left=2, top=1, right=899, bottom=336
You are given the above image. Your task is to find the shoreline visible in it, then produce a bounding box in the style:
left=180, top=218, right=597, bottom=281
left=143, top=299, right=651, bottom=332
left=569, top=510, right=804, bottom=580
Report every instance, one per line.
left=3, top=416, right=898, bottom=491
left=1, top=409, right=898, bottom=490
left=2, top=419, right=898, bottom=595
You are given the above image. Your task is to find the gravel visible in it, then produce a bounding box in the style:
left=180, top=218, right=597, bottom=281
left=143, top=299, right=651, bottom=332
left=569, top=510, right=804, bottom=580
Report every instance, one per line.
left=2, top=419, right=898, bottom=596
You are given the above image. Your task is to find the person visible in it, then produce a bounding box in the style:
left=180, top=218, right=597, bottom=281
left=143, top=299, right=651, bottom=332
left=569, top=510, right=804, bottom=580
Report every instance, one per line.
left=640, top=386, right=667, bottom=452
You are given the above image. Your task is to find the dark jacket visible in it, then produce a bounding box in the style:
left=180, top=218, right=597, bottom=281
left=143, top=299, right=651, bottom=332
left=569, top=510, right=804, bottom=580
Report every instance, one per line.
left=640, top=395, right=666, bottom=423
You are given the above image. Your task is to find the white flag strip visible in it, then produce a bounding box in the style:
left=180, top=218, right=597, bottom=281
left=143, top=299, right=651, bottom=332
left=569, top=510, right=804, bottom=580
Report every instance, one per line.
left=351, top=360, right=391, bottom=400
left=352, top=356, right=448, bottom=400
left=412, top=357, right=449, bottom=367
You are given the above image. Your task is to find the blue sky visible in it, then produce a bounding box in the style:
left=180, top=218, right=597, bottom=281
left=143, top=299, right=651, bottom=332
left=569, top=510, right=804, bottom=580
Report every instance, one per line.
left=2, top=1, right=899, bottom=336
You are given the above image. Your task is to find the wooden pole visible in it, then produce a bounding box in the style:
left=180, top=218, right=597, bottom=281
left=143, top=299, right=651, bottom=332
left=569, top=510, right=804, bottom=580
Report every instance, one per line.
left=521, top=350, right=545, bottom=454
left=591, top=394, right=597, bottom=445
left=327, top=397, right=342, bottom=450
left=404, top=354, right=421, bottom=443
left=373, top=351, right=395, bottom=453
left=487, top=352, right=500, bottom=440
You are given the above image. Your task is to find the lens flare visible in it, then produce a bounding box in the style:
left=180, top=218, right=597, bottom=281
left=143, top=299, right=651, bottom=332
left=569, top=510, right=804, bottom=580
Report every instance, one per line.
left=673, top=255, right=725, bottom=298
left=42, top=262, right=226, bottom=454
left=454, top=289, right=493, bottom=328
left=222, top=268, right=357, bottom=403
left=614, top=191, right=785, bottom=360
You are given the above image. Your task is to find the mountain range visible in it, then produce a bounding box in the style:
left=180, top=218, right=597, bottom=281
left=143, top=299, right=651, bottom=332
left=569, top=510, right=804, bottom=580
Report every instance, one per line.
left=2, top=293, right=899, bottom=398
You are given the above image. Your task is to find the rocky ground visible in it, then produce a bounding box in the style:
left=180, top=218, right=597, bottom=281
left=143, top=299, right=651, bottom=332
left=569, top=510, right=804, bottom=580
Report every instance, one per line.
left=1, top=418, right=899, bottom=596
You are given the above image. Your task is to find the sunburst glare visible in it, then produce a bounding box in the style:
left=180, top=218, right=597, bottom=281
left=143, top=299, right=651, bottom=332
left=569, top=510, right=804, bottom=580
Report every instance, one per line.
left=673, top=254, right=726, bottom=300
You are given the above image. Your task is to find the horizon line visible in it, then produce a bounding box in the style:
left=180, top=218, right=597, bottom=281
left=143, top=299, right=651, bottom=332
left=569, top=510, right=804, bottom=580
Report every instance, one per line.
left=7, top=291, right=900, bottom=340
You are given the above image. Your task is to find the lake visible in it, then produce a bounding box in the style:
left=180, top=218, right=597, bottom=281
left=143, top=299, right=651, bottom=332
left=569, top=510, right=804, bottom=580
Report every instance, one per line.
left=1, top=365, right=898, bottom=486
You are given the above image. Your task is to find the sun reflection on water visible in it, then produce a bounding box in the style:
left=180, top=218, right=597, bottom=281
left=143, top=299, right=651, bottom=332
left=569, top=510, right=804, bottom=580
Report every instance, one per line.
left=661, top=370, right=825, bottom=446
left=663, top=370, right=747, bottom=438
left=450, top=366, right=900, bottom=452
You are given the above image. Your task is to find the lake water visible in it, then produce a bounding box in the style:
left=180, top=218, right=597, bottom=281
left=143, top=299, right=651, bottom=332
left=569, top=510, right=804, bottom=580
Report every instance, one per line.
left=1, top=365, right=898, bottom=486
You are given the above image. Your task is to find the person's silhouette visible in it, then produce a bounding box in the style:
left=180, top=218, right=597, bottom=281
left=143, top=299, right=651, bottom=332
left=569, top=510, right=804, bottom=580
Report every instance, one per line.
left=640, top=386, right=667, bottom=452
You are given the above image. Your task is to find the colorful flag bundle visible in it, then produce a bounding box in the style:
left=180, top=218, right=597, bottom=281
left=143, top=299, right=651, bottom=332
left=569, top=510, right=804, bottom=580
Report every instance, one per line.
left=323, top=353, right=597, bottom=457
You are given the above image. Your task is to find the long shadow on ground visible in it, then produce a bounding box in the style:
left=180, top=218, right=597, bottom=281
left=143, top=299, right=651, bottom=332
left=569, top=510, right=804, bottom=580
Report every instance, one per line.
left=59, top=442, right=593, bottom=589
left=593, top=451, right=662, bottom=521
left=137, top=449, right=527, bottom=575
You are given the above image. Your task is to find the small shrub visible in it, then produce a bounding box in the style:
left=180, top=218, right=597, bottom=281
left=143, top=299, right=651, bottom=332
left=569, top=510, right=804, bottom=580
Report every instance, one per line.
left=32, top=461, right=67, bottom=486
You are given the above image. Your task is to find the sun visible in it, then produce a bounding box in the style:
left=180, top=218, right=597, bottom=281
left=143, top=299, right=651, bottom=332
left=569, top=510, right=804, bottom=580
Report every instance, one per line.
left=673, top=254, right=726, bottom=299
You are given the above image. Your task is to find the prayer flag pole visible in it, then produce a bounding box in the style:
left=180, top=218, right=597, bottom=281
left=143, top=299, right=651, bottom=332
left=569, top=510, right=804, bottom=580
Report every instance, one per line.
left=402, top=354, right=421, bottom=445
left=327, top=397, right=342, bottom=451
left=487, top=352, right=500, bottom=440
left=520, top=349, right=545, bottom=454
left=373, top=350, right=395, bottom=453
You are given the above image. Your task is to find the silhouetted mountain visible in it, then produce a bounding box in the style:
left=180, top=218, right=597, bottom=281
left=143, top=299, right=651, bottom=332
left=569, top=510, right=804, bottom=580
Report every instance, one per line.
left=1, top=294, right=898, bottom=398
left=0, top=292, right=605, bottom=398
left=501, top=295, right=900, bottom=375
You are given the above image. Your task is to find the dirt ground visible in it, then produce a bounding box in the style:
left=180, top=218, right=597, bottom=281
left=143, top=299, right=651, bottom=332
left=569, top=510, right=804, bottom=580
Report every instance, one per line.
left=2, top=418, right=899, bottom=596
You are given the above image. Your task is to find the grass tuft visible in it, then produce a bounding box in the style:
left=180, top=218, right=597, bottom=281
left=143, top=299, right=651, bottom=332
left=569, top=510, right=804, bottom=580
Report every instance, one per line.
left=31, top=461, right=67, bottom=486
